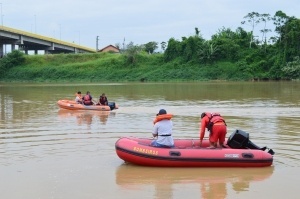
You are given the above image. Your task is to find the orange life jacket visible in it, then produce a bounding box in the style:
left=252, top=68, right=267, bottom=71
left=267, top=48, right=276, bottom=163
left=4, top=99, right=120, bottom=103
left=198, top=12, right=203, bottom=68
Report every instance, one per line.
left=153, top=114, right=173, bottom=124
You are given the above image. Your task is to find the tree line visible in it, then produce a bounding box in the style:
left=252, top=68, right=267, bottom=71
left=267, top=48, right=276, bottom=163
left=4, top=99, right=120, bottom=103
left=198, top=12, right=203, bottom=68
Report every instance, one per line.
left=122, top=10, right=300, bottom=80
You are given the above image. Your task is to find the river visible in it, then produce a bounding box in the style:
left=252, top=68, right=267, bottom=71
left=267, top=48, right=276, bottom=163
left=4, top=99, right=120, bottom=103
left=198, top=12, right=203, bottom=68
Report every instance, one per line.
left=0, top=81, right=299, bottom=199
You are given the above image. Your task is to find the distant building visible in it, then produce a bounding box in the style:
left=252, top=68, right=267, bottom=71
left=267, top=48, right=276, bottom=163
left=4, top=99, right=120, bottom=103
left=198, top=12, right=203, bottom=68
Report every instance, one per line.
left=98, top=45, right=120, bottom=53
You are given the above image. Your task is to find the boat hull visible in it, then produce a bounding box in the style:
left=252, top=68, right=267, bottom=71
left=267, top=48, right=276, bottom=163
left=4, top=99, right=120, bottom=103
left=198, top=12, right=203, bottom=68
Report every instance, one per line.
left=57, top=99, right=118, bottom=111
left=115, top=137, right=273, bottom=167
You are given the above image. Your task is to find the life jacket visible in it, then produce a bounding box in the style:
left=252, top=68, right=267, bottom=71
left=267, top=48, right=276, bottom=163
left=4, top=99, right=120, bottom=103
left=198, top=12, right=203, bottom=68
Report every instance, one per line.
left=83, top=95, right=92, bottom=104
left=153, top=114, right=173, bottom=124
left=204, top=112, right=226, bottom=131
left=100, top=96, right=107, bottom=104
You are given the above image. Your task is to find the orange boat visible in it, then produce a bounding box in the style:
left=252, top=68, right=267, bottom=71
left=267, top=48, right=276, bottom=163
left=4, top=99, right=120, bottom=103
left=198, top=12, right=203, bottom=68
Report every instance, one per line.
left=115, top=130, right=274, bottom=167
left=57, top=99, right=118, bottom=111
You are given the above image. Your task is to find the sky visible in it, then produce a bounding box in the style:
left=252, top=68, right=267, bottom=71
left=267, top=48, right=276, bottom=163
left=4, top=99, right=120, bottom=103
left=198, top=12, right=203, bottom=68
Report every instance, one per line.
left=1, top=0, right=299, bottom=51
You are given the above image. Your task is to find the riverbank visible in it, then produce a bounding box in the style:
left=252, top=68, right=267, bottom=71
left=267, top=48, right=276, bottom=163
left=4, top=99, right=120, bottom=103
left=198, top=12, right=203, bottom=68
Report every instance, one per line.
left=1, top=52, right=251, bottom=83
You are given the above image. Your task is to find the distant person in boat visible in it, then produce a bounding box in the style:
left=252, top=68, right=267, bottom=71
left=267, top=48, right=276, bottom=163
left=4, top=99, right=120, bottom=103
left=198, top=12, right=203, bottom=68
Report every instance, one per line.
left=199, top=112, right=227, bottom=149
left=151, top=109, right=174, bottom=148
left=75, top=91, right=83, bottom=104
left=97, top=93, right=108, bottom=105
left=83, top=91, right=94, bottom=105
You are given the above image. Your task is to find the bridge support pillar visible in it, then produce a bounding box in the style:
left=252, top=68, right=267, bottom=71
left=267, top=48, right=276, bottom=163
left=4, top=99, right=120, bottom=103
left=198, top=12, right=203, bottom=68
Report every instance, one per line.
left=25, top=50, right=28, bottom=55
left=0, top=44, right=3, bottom=57
left=34, top=50, right=38, bottom=55
left=11, top=44, right=15, bottom=51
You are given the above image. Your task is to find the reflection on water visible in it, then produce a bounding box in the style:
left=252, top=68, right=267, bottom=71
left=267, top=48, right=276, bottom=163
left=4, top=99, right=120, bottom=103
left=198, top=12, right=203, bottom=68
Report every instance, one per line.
left=57, top=109, right=115, bottom=126
left=0, top=82, right=299, bottom=199
left=116, top=164, right=274, bottom=199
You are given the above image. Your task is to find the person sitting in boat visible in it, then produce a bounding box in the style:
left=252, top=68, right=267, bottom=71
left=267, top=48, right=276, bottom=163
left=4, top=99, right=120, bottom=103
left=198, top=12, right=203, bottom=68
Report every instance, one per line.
left=75, top=91, right=83, bottom=104
left=83, top=91, right=93, bottom=105
left=97, top=93, right=108, bottom=105
left=151, top=109, right=174, bottom=148
left=199, top=112, right=227, bottom=149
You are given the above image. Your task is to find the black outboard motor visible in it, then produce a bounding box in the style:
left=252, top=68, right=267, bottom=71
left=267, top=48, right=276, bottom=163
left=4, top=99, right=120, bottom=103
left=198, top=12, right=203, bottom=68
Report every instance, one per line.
left=108, top=102, right=116, bottom=110
left=227, top=129, right=275, bottom=155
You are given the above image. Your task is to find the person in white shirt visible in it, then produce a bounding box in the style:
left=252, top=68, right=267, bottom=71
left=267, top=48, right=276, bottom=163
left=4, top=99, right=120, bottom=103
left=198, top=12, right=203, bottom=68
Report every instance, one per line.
left=151, top=109, right=174, bottom=148
left=75, top=91, right=83, bottom=104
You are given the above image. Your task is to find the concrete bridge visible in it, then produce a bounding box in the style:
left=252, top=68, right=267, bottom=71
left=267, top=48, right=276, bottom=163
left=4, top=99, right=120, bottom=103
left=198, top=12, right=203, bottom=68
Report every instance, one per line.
left=0, top=25, right=96, bottom=56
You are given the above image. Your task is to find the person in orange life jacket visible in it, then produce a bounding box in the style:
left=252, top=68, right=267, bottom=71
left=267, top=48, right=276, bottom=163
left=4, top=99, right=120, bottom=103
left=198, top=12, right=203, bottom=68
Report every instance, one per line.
left=199, top=112, right=227, bottom=149
left=151, top=109, right=174, bottom=148
left=98, top=93, right=108, bottom=105
left=83, top=91, right=93, bottom=105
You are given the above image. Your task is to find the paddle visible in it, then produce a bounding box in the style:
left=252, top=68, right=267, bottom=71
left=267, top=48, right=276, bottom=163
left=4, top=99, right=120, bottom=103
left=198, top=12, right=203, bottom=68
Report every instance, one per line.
left=92, top=99, right=98, bottom=105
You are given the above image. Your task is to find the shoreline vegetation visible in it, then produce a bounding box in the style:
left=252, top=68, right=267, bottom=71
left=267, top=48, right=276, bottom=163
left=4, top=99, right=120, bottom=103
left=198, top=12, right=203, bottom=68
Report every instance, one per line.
left=0, top=11, right=299, bottom=82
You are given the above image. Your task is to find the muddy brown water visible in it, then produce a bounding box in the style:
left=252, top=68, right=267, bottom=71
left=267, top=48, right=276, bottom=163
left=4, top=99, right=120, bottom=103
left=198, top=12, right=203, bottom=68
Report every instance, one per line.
left=0, top=82, right=299, bottom=199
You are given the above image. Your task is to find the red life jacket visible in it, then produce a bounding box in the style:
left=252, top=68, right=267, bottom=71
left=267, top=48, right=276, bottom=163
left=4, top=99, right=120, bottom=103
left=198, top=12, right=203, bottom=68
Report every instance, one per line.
left=100, top=96, right=107, bottom=104
left=83, top=95, right=91, bottom=104
left=204, top=112, right=226, bottom=131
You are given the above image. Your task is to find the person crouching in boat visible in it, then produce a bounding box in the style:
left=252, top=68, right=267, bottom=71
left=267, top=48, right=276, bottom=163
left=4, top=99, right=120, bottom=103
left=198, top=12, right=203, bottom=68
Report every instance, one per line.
left=83, top=91, right=94, bottom=105
left=151, top=109, right=174, bottom=148
left=75, top=91, right=83, bottom=104
left=199, top=112, right=227, bottom=149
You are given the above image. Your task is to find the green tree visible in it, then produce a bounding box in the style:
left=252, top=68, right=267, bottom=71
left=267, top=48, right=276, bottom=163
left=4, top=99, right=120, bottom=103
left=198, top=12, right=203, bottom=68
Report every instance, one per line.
left=198, top=41, right=218, bottom=64
left=144, top=41, right=158, bottom=54
left=282, top=56, right=300, bottom=79
left=241, top=12, right=260, bottom=48
left=164, top=38, right=181, bottom=62
left=272, top=11, right=300, bottom=64
left=0, top=50, right=25, bottom=78
left=259, top=13, right=272, bottom=47
left=272, top=10, right=289, bottom=42
left=161, top=41, right=167, bottom=51
left=124, top=42, right=142, bottom=64
left=211, top=27, right=242, bottom=61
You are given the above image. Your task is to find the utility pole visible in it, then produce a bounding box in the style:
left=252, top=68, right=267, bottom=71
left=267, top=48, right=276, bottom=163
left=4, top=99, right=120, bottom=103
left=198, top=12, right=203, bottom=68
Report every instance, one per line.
left=59, top=24, right=61, bottom=40
left=96, top=36, right=99, bottom=51
left=78, top=31, right=80, bottom=45
left=34, top=14, right=36, bottom=33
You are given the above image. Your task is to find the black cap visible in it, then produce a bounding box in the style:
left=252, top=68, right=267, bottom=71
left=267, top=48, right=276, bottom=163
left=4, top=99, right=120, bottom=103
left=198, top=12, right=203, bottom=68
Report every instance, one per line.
left=201, top=112, right=206, bottom=118
left=157, top=109, right=167, bottom=116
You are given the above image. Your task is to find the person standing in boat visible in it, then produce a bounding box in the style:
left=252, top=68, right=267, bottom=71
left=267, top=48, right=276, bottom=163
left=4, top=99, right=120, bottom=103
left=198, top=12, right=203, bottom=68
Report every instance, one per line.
left=151, top=109, right=174, bottom=148
left=83, top=91, right=94, bottom=105
left=199, top=112, right=227, bottom=149
left=75, top=91, right=83, bottom=104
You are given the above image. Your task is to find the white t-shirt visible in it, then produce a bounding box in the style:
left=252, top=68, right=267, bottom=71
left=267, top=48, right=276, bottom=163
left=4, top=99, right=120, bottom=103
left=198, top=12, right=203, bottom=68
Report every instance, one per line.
left=75, top=96, right=82, bottom=103
left=153, top=119, right=174, bottom=146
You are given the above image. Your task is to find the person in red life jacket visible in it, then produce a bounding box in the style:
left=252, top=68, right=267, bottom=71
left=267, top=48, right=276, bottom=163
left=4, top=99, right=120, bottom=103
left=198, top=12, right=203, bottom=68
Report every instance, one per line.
left=98, top=93, right=108, bottom=105
left=82, top=91, right=93, bottom=105
left=199, top=112, right=227, bottom=149
left=151, top=109, right=174, bottom=148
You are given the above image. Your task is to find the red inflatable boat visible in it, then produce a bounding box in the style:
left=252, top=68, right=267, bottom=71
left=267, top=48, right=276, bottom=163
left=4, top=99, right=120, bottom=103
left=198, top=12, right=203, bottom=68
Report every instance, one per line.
left=115, top=130, right=274, bottom=167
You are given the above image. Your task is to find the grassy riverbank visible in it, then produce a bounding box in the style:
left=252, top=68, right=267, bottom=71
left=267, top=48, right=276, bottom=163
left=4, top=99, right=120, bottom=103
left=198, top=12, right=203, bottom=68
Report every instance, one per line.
left=1, top=52, right=250, bottom=82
